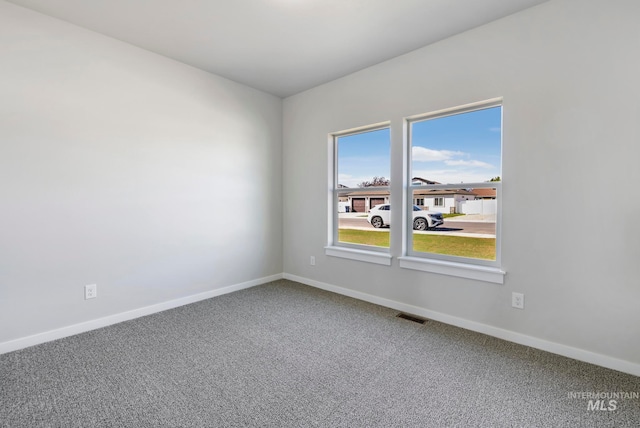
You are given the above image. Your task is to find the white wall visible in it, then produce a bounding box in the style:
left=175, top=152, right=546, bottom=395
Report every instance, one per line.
left=283, top=0, right=640, bottom=370
left=0, top=1, right=282, bottom=344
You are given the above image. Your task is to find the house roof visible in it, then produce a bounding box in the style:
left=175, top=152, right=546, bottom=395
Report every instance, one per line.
left=413, top=189, right=477, bottom=197
left=411, top=177, right=441, bottom=185
left=344, top=189, right=478, bottom=197
left=342, top=182, right=496, bottom=198
left=344, top=189, right=389, bottom=196
left=470, top=188, right=497, bottom=198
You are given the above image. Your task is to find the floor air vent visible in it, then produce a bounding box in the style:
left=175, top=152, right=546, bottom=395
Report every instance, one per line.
left=396, top=313, right=427, bottom=324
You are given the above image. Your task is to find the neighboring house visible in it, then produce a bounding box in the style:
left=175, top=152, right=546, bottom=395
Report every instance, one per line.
left=412, top=178, right=497, bottom=213
left=413, top=188, right=476, bottom=213
left=414, top=188, right=498, bottom=214
left=341, top=178, right=497, bottom=213
left=412, top=177, right=473, bottom=213
left=472, top=188, right=497, bottom=199
left=344, top=189, right=389, bottom=213
left=337, top=184, right=350, bottom=212
left=458, top=187, right=497, bottom=215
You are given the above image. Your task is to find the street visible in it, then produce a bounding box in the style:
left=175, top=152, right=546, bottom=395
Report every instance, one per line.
left=338, top=216, right=495, bottom=237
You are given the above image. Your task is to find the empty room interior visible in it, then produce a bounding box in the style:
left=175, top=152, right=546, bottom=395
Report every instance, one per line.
left=1, top=0, right=639, bottom=426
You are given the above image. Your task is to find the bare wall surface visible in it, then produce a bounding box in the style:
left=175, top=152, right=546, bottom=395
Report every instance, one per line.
left=0, top=1, right=283, bottom=343
left=283, top=0, right=640, bottom=367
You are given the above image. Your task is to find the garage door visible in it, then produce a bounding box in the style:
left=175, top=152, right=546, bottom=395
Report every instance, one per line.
left=352, top=198, right=365, bottom=213
left=370, top=198, right=385, bottom=210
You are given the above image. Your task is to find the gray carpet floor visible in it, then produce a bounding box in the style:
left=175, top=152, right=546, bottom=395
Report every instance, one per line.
left=1, top=279, right=639, bottom=427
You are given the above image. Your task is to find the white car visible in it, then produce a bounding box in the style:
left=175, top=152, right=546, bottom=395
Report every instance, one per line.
left=367, top=204, right=444, bottom=230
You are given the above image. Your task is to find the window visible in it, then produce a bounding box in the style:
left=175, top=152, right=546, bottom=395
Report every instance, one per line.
left=415, top=198, right=424, bottom=206
left=327, top=124, right=392, bottom=265
left=401, top=99, right=504, bottom=282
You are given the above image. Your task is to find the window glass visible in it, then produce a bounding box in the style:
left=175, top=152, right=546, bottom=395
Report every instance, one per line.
left=411, top=107, right=501, bottom=185
left=409, top=187, right=497, bottom=260
left=337, top=128, right=390, bottom=189
left=334, top=127, right=390, bottom=249
left=409, top=104, right=501, bottom=264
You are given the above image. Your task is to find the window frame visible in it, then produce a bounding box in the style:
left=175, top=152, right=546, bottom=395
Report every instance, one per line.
left=325, top=122, right=392, bottom=265
left=400, top=99, right=505, bottom=283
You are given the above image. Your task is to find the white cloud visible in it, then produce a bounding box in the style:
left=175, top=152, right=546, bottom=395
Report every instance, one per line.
left=338, top=174, right=380, bottom=188
left=337, top=173, right=357, bottom=188
left=412, top=147, right=465, bottom=162
left=444, top=159, right=493, bottom=168
left=412, top=168, right=497, bottom=184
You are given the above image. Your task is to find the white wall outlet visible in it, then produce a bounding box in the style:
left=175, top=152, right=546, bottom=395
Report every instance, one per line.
left=512, top=292, right=524, bottom=309
left=310, top=256, right=316, bottom=266
left=85, top=284, right=97, bottom=300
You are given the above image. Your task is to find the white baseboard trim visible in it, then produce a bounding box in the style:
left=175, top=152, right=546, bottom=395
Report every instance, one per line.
left=283, top=273, right=640, bottom=377
left=0, top=273, right=283, bottom=355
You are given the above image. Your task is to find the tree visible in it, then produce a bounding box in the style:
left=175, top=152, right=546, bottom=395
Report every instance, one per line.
left=358, top=176, right=390, bottom=187
left=488, top=176, right=501, bottom=182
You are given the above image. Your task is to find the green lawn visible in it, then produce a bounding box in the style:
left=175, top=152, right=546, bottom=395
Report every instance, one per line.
left=339, top=229, right=390, bottom=247
left=338, top=228, right=495, bottom=260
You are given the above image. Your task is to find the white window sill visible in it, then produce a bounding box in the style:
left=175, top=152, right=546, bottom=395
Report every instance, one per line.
left=325, top=246, right=392, bottom=266
left=398, top=256, right=505, bottom=284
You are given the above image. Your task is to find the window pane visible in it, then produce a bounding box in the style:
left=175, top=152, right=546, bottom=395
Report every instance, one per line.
left=337, top=128, right=390, bottom=188
left=411, top=188, right=497, bottom=260
left=411, top=107, right=501, bottom=185
left=334, top=126, right=390, bottom=250
left=337, top=190, right=389, bottom=248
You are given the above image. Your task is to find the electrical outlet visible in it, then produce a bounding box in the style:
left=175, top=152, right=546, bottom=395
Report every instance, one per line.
left=512, top=292, right=524, bottom=309
left=85, top=284, right=97, bottom=300
left=310, top=256, right=316, bottom=266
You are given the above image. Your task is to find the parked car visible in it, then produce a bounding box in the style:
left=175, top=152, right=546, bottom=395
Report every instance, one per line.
left=367, top=204, right=444, bottom=230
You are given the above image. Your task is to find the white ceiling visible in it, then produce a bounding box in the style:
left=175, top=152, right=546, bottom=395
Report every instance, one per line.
left=7, top=0, right=549, bottom=97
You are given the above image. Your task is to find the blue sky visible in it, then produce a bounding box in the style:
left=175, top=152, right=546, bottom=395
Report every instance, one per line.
left=337, top=128, right=390, bottom=188
left=337, top=106, right=501, bottom=188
